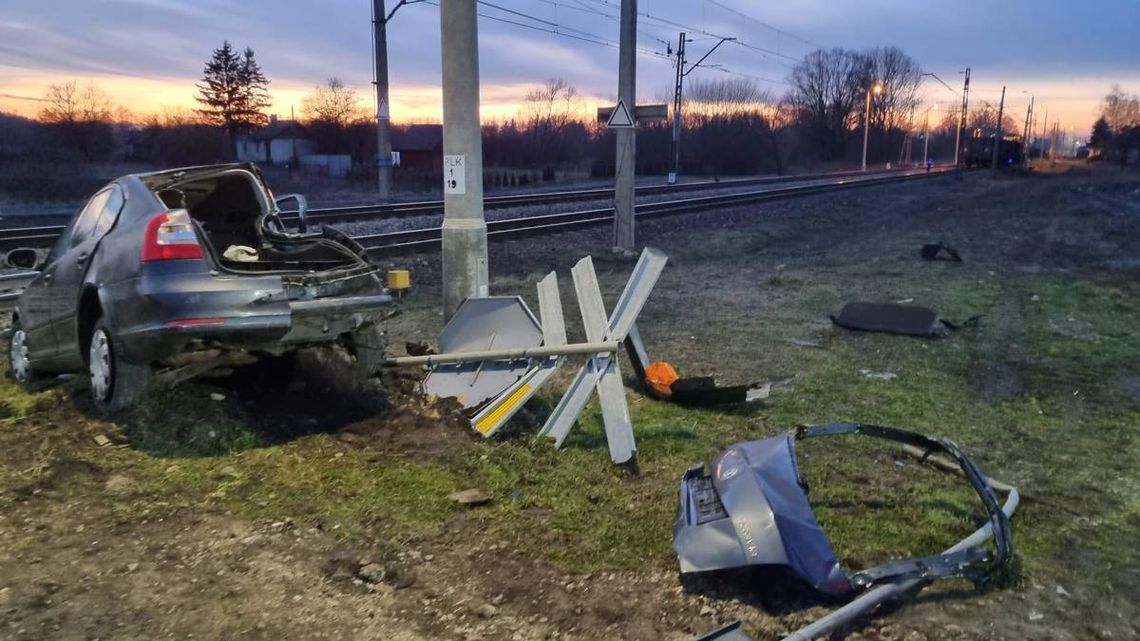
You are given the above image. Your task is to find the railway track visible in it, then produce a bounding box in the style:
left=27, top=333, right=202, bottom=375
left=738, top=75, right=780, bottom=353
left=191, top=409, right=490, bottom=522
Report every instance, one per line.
left=355, top=166, right=953, bottom=254
left=0, top=166, right=952, bottom=304
left=0, top=166, right=925, bottom=251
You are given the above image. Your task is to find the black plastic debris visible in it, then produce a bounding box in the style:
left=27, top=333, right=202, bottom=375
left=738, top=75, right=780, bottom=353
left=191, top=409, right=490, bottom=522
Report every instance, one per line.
left=693, top=621, right=753, bottom=641
left=624, top=325, right=768, bottom=406
left=921, top=242, right=963, bottom=262
left=832, top=302, right=946, bottom=336
left=831, top=302, right=979, bottom=337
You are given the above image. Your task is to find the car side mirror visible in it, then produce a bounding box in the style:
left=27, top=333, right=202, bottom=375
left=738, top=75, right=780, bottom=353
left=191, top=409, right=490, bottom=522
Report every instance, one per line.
left=5, top=248, right=42, bottom=271
left=274, top=194, right=309, bottom=234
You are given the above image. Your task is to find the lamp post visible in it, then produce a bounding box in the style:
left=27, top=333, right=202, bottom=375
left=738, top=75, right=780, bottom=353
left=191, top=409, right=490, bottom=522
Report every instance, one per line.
left=922, top=103, right=937, bottom=166
left=862, top=81, right=884, bottom=172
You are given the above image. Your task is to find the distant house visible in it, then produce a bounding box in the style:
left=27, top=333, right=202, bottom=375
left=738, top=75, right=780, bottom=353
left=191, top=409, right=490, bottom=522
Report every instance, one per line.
left=391, top=124, right=443, bottom=174
left=236, top=118, right=317, bottom=166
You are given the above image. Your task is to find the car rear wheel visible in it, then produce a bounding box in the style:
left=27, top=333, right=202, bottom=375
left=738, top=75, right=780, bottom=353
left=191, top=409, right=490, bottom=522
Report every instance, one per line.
left=89, top=318, right=150, bottom=413
left=8, top=318, right=36, bottom=386
left=348, top=325, right=386, bottom=377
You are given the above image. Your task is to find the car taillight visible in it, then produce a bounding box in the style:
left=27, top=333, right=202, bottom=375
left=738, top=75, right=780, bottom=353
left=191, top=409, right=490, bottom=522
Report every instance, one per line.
left=141, top=210, right=203, bottom=262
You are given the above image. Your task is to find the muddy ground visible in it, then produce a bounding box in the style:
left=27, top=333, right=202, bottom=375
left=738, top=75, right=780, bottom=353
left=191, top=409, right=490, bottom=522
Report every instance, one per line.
left=1, top=164, right=1138, bottom=641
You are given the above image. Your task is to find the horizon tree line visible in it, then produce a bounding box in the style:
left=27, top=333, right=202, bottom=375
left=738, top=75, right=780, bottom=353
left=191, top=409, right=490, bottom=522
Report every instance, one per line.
left=12, top=40, right=1136, bottom=174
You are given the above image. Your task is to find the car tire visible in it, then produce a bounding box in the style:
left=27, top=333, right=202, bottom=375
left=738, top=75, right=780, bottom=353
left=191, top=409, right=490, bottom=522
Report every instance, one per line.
left=7, top=317, right=37, bottom=388
left=88, top=318, right=150, bottom=413
left=348, top=324, right=386, bottom=377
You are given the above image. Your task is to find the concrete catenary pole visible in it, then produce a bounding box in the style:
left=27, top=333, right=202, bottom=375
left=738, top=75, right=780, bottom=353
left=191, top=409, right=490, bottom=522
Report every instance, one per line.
left=954, top=68, right=970, bottom=166
left=613, top=0, right=638, bottom=251
left=1022, top=96, right=1033, bottom=167
left=669, top=32, right=686, bottom=185
left=990, top=85, right=1005, bottom=171
left=373, top=0, right=393, bottom=199
left=440, top=0, right=489, bottom=317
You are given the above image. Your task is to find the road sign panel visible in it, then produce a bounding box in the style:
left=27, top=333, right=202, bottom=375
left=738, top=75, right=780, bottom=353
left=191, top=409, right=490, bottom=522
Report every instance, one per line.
left=606, top=99, right=635, bottom=128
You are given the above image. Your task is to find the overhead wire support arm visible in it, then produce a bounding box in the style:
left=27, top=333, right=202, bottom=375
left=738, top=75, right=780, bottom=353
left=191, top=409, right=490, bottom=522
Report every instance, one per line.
left=384, top=0, right=427, bottom=23
left=683, top=37, right=735, bottom=77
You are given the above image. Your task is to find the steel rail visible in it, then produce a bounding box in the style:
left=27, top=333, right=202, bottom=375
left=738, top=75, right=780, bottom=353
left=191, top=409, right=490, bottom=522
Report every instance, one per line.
left=358, top=167, right=953, bottom=254
left=0, top=166, right=927, bottom=247
left=0, top=167, right=953, bottom=304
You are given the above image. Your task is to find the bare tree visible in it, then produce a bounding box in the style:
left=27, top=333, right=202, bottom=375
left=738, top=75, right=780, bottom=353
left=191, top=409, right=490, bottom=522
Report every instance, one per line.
left=38, top=81, right=116, bottom=160
left=786, top=48, right=868, bottom=161
left=302, top=77, right=365, bottom=125
left=966, top=105, right=1018, bottom=137
left=518, top=78, right=585, bottom=167
left=686, top=77, right=769, bottom=120
left=39, top=82, right=112, bottom=124
left=521, top=78, right=580, bottom=131
left=863, top=47, right=923, bottom=133
left=1101, top=85, right=1140, bottom=131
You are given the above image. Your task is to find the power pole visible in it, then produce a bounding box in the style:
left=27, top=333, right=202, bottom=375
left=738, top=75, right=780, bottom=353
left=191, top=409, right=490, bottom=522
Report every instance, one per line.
left=1022, top=96, right=1033, bottom=168
left=1049, top=120, right=1058, bottom=162
left=440, top=0, right=488, bottom=317
left=613, top=0, right=638, bottom=251
left=669, top=32, right=687, bottom=185
left=922, top=109, right=930, bottom=165
left=669, top=34, right=731, bottom=184
left=372, top=0, right=393, bottom=199
left=954, top=67, right=970, bottom=166
left=991, top=85, right=1005, bottom=171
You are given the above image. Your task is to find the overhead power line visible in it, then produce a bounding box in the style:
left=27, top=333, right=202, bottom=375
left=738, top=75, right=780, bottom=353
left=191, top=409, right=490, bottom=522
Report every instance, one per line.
left=706, top=0, right=823, bottom=50
left=427, top=1, right=671, bottom=61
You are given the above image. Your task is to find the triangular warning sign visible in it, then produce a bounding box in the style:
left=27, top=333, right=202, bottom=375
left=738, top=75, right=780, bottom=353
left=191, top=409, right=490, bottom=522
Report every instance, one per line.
left=606, top=99, right=635, bottom=128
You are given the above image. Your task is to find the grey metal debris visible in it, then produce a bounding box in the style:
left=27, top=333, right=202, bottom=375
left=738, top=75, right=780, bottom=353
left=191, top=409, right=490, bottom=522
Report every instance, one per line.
left=676, top=423, right=1014, bottom=593
left=537, top=248, right=668, bottom=466
left=676, top=423, right=1020, bottom=641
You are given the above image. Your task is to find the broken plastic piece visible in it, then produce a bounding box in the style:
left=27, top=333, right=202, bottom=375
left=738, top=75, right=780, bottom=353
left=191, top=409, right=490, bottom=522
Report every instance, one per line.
left=831, top=302, right=980, bottom=337
left=625, top=324, right=768, bottom=406
left=674, top=422, right=1013, bottom=596
left=693, top=621, right=753, bottom=641
left=921, top=241, right=963, bottom=262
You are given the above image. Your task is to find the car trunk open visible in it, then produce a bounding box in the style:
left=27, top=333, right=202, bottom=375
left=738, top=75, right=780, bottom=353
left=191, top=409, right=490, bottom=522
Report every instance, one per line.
left=142, top=166, right=384, bottom=301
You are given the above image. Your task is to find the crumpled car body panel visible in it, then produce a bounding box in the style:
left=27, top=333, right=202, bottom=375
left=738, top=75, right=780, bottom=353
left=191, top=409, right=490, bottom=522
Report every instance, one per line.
left=675, top=423, right=1012, bottom=597
left=675, top=434, right=848, bottom=594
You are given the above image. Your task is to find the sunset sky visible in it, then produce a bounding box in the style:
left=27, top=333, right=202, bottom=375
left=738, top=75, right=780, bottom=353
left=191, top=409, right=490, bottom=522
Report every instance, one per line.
left=2, top=0, right=1138, bottom=136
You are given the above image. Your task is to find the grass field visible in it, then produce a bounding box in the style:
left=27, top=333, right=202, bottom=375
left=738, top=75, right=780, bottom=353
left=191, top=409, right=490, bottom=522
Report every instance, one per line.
left=1, top=164, right=1137, bottom=641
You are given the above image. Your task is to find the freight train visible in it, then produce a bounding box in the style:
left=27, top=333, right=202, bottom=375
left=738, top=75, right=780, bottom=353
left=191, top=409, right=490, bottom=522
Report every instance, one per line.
left=960, top=136, right=1023, bottom=168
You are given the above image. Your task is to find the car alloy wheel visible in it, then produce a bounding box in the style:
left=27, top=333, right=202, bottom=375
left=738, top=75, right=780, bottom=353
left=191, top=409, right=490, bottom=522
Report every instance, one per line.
left=9, top=328, right=31, bottom=383
left=89, top=328, right=114, bottom=403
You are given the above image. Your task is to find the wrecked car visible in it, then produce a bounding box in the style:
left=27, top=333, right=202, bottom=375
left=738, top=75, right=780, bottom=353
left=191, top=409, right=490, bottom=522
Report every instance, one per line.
left=7, top=163, right=390, bottom=411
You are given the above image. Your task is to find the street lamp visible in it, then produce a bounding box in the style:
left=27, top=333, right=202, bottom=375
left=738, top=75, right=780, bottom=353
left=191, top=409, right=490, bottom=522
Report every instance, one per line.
left=862, top=81, right=884, bottom=172
left=922, top=103, right=938, bottom=167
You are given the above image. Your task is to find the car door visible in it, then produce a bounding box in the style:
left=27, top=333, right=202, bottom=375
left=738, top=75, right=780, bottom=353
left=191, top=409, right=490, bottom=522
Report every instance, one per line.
left=48, top=186, right=123, bottom=362
left=17, top=223, right=75, bottom=362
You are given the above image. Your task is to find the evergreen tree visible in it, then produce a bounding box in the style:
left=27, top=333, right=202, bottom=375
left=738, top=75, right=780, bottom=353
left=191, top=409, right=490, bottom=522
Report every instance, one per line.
left=195, top=41, right=272, bottom=140
left=1089, top=116, right=1112, bottom=151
